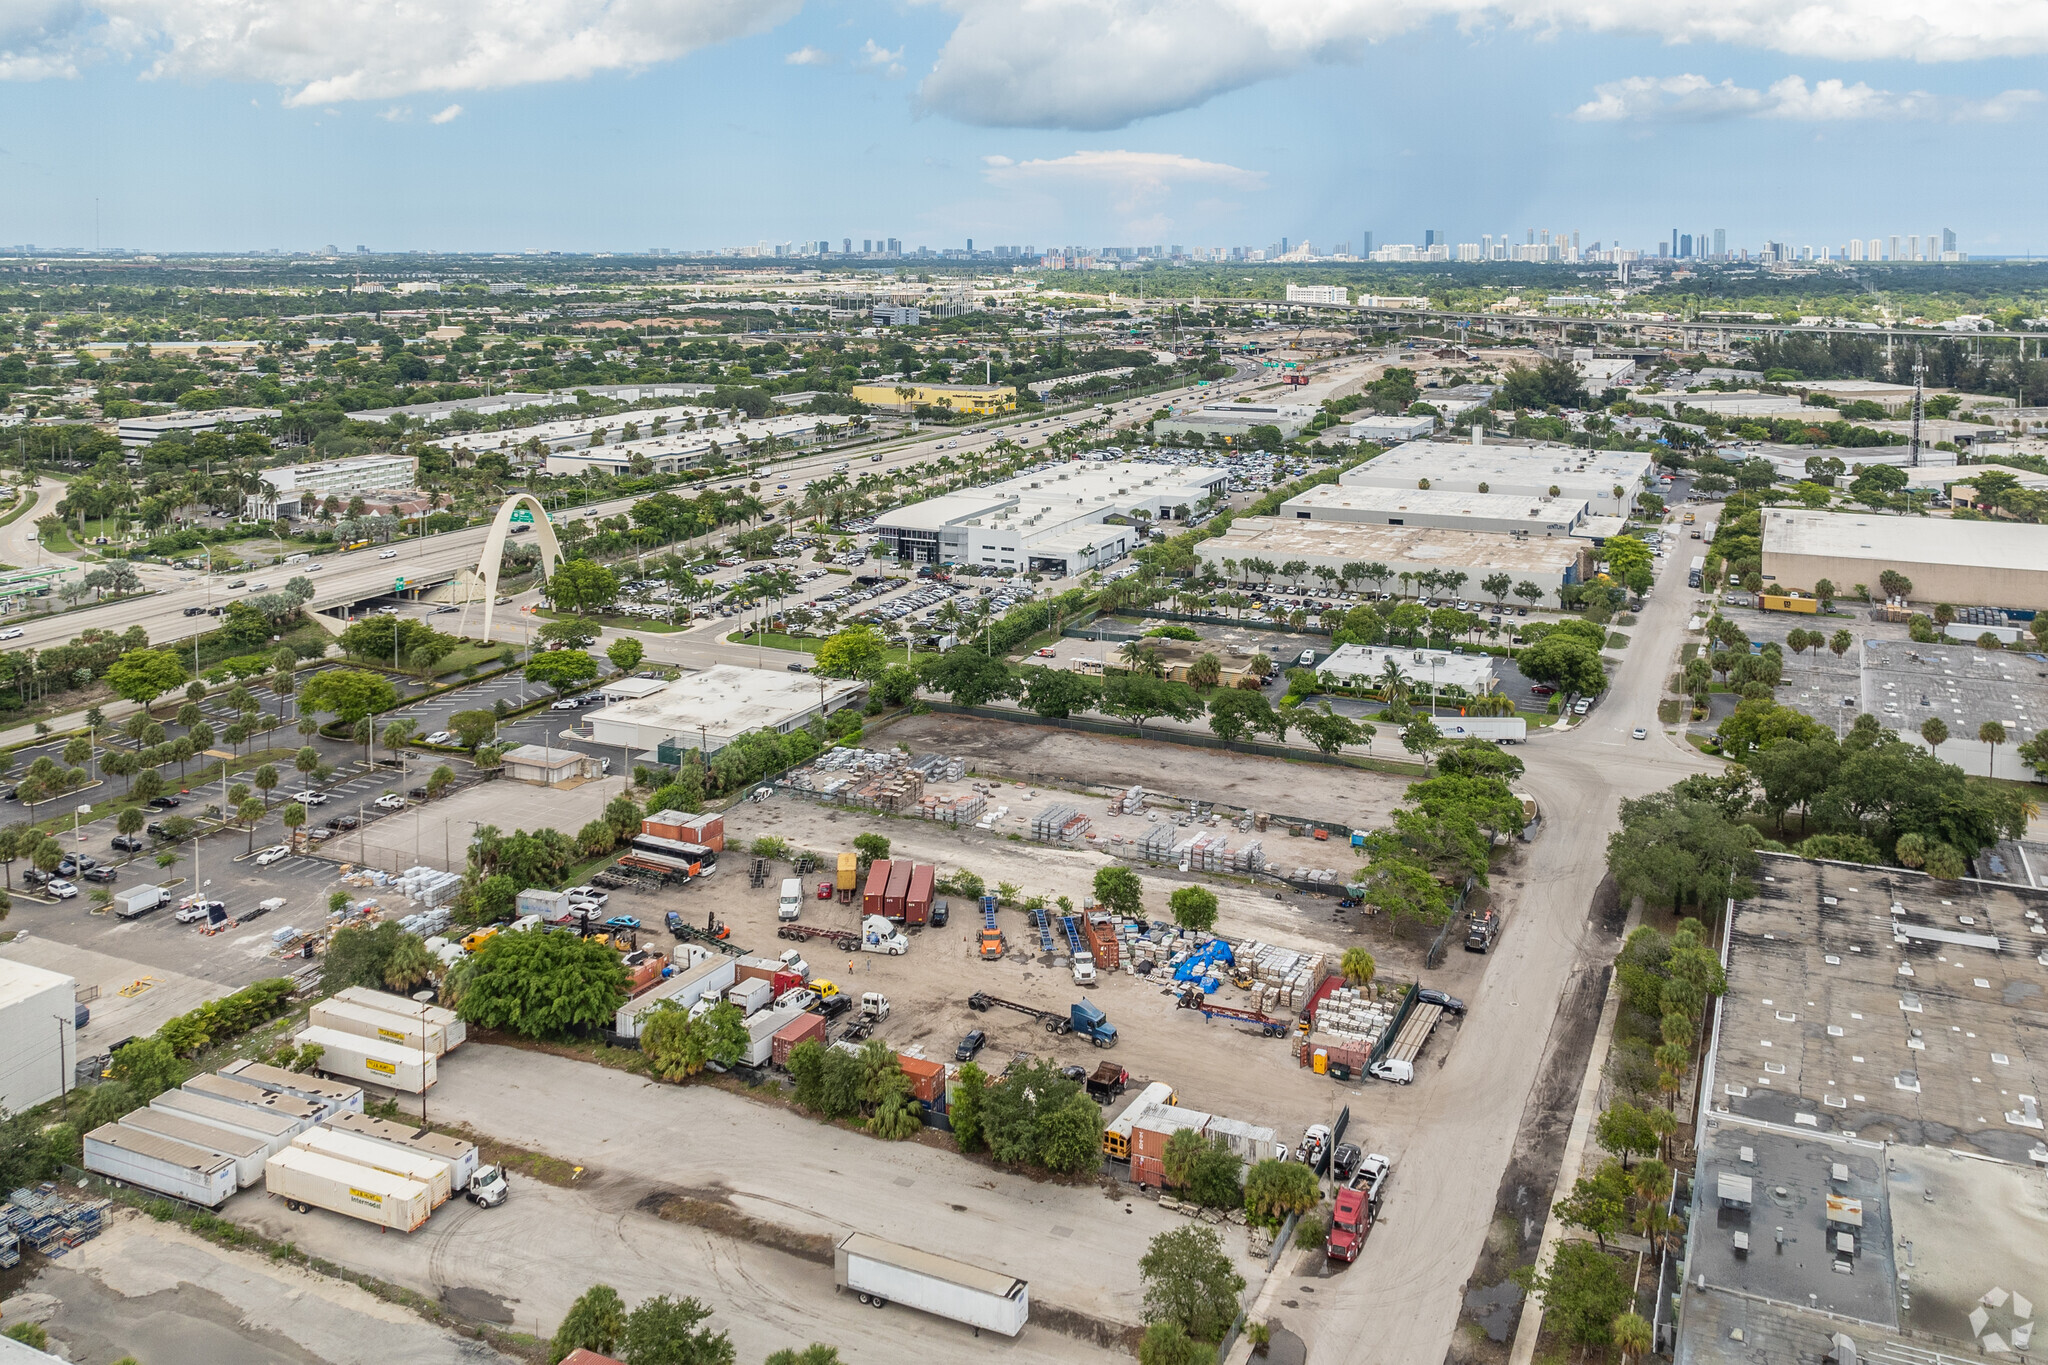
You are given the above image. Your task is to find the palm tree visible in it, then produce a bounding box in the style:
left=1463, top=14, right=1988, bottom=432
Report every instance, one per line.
left=281, top=801, right=308, bottom=849
left=1980, top=720, right=2007, bottom=775
left=1921, top=716, right=1948, bottom=756
left=1339, top=947, right=1375, bottom=989
left=1612, top=1312, right=1653, bottom=1365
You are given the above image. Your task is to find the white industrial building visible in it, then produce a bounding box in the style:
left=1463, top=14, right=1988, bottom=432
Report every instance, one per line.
left=1285, top=283, right=1349, bottom=305
left=588, top=664, right=866, bottom=758
left=431, top=403, right=720, bottom=458
left=1319, top=643, right=1497, bottom=694
left=0, top=958, right=77, bottom=1115
left=1340, top=439, right=1653, bottom=518
left=1199, top=516, right=1583, bottom=596
left=1152, top=402, right=1317, bottom=442
left=1572, top=351, right=1637, bottom=387
left=117, top=407, right=280, bottom=448
left=872, top=460, right=1227, bottom=574
left=1279, top=483, right=1591, bottom=536
left=541, top=413, right=851, bottom=478
left=245, top=453, right=421, bottom=521
left=1346, top=414, right=1436, bottom=443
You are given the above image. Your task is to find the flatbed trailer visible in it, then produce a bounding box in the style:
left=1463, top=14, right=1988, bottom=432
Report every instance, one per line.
left=1175, top=986, right=1289, bottom=1037
left=967, top=991, right=1075, bottom=1034
left=778, top=923, right=862, bottom=951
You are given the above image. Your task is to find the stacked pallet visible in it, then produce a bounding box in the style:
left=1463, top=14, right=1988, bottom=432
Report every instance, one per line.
left=1032, top=804, right=1091, bottom=841
left=1227, top=840, right=1266, bottom=873
left=397, top=865, right=462, bottom=907
left=1175, top=833, right=1229, bottom=871
left=868, top=769, right=925, bottom=813
left=1115, top=784, right=1146, bottom=815
left=1239, top=942, right=1327, bottom=1011
left=920, top=792, right=987, bottom=826
left=1314, top=986, right=1397, bottom=1046
left=1138, top=824, right=1175, bottom=861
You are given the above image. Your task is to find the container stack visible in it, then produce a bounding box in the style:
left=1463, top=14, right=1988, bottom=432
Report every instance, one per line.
left=1034, top=803, right=1092, bottom=841
left=396, top=866, right=462, bottom=907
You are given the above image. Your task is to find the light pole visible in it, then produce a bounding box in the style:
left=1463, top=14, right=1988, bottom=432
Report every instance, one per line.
left=73, top=802, right=91, bottom=845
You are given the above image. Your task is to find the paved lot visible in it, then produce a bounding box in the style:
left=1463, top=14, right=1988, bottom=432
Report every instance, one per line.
left=336, top=772, right=628, bottom=872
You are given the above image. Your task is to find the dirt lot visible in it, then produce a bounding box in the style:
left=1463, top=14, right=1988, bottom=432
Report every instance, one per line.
left=870, top=711, right=1412, bottom=831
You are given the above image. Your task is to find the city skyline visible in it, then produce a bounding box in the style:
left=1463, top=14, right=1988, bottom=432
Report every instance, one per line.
left=0, top=4, right=2044, bottom=252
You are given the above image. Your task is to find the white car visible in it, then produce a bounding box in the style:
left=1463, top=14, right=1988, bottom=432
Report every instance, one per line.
left=563, top=886, right=608, bottom=909
left=0, top=628, right=23, bottom=641
left=292, top=790, right=329, bottom=806
left=379, top=549, right=399, bottom=560
left=373, top=793, right=408, bottom=811
left=45, top=879, right=78, bottom=899
left=248, top=581, right=269, bottom=591
left=423, top=731, right=455, bottom=746
left=254, top=845, right=291, bottom=865
left=1631, top=727, right=1648, bottom=740
left=550, top=698, right=580, bottom=710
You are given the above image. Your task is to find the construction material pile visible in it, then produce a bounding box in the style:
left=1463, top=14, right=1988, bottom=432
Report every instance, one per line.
left=1112, top=784, right=1146, bottom=815
left=3, top=1185, right=108, bottom=1262
left=1032, top=803, right=1092, bottom=842
left=919, top=792, right=988, bottom=826
left=1314, top=985, right=1397, bottom=1047
left=1238, top=942, right=1327, bottom=1013
left=1137, top=824, right=1175, bottom=860
left=396, top=865, right=462, bottom=907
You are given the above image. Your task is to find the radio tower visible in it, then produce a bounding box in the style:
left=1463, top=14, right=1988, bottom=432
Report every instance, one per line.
left=1908, top=348, right=1926, bottom=468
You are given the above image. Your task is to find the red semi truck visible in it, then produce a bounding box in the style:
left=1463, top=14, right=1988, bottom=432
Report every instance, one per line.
left=1326, top=1153, right=1389, bottom=1263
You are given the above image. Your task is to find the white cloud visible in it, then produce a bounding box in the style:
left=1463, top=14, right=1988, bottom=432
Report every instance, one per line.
left=429, top=102, right=462, bottom=122
left=2, top=0, right=802, bottom=104
left=1574, top=72, right=2042, bottom=122
left=859, top=37, right=904, bottom=78
left=984, top=148, right=1263, bottom=219
left=379, top=104, right=411, bottom=120
left=980, top=153, right=1012, bottom=167
left=914, top=0, right=2048, bottom=129
left=784, top=44, right=829, bottom=65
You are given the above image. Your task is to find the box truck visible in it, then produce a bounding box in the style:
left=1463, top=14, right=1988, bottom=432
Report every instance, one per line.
left=294, top=1025, right=438, bottom=1093
left=218, top=1059, right=366, bottom=1112
left=836, top=852, right=857, bottom=901
left=84, top=1123, right=238, bottom=1208
left=726, top=977, right=773, bottom=1016
left=331, top=987, right=466, bottom=1050
left=740, top=1005, right=806, bottom=1068
left=323, top=1111, right=479, bottom=1190
left=614, top=955, right=738, bottom=1040
left=833, top=1232, right=1029, bottom=1337
left=310, top=998, right=451, bottom=1057
left=115, top=885, right=169, bottom=919
left=292, top=1127, right=454, bottom=1207
left=264, top=1146, right=432, bottom=1232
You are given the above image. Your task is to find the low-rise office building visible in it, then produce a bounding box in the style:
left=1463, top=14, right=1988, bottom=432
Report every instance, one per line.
left=847, top=382, right=1014, bottom=414
left=1318, top=644, right=1496, bottom=695
left=872, top=460, right=1227, bottom=575
left=1760, top=507, right=2048, bottom=607
left=1153, top=402, right=1316, bottom=443
left=589, top=664, right=865, bottom=758
left=117, top=407, right=280, bottom=448
left=1278, top=483, right=1591, bottom=536
left=1345, top=414, right=1436, bottom=443
left=1339, top=439, right=1653, bottom=518
left=246, top=453, right=421, bottom=521
left=1199, top=516, right=1583, bottom=596
left=500, top=745, right=603, bottom=786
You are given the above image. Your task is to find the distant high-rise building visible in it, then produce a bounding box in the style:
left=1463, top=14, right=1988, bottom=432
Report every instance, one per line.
left=356, top=245, right=368, bottom=254
left=1423, top=229, right=1438, bottom=248
left=1527, top=228, right=1535, bottom=244
left=1889, top=234, right=1902, bottom=261
left=1714, top=228, right=1726, bottom=258
left=1908, top=234, right=1919, bottom=261
left=1942, top=227, right=1958, bottom=254
left=1848, top=239, right=1866, bottom=262
left=1671, top=228, right=1679, bottom=257
left=1658, top=241, right=1669, bottom=258
left=887, top=238, right=900, bottom=254
left=1679, top=233, right=1692, bottom=258
left=1361, top=231, right=1373, bottom=256
left=966, top=238, right=974, bottom=252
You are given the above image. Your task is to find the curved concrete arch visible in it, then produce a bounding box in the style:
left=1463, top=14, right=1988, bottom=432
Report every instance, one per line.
left=475, top=493, right=562, bottom=643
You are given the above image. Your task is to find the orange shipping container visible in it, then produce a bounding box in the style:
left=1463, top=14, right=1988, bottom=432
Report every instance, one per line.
left=771, top=1013, right=827, bottom=1068
left=679, top=815, right=725, bottom=851
left=883, top=861, right=912, bottom=921
left=897, top=1055, right=945, bottom=1104
left=903, top=863, right=935, bottom=927
left=642, top=809, right=690, bottom=840
left=863, top=861, right=893, bottom=919
left=1131, top=1154, right=1167, bottom=1189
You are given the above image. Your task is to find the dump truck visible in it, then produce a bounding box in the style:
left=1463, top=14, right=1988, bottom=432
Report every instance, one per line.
left=833, top=1232, right=1029, bottom=1337
left=1085, top=1062, right=1130, bottom=1103
left=965, top=993, right=1118, bottom=1047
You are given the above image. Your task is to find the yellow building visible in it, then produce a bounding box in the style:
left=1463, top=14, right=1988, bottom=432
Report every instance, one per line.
left=850, top=382, right=1016, bottom=415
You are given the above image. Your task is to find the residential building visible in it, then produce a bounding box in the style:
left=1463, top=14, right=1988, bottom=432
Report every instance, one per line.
left=116, top=407, right=280, bottom=448
left=587, top=665, right=865, bottom=758
left=870, top=460, right=1226, bottom=573
left=1284, top=284, right=1349, bottom=305
left=247, top=453, right=421, bottom=521
left=847, top=382, right=1015, bottom=415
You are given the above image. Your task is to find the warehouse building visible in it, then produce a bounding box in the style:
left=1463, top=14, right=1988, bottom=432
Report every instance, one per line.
left=1340, top=439, right=1653, bottom=518
left=0, top=958, right=77, bottom=1114
left=542, top=413, right=850, bottom=477
left=1345, top=414, right=1436, bottom=443
left=1152, top=402, right=1316, bottom=443
left=1319, top=644, right=1496, bottom=695
left=872, top=461, right=1226, bottom=573
left=1760, top=508, right=2048, bottom=608
left=117, top=406, right=280, bottom=448
left=1198, top=517, right=1583, bottom=595
left=1279, top=483, right=1591, bottom=537
left=588, top=664, right=866, bottom=759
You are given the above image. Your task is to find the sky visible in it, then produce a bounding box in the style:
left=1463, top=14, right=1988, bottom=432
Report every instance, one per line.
left=3, top=0, right=2047, bottom=257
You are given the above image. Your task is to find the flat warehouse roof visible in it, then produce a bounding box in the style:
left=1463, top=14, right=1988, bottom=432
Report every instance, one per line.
left=1762, top=508, right=2048, bottom=573
left=591, top=664, right=862, bottom=733
left=1342, top=441, right=1653, bottom=486
left=1201, top=516, right=1581, bottom=573
left=0, top=956, right=74, bottom=1009
left=1281, top=483, right=1588, bottom=524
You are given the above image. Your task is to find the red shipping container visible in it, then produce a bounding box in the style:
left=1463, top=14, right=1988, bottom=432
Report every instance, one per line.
left=770, top=1013, right=826, bottom=1068
left=642, top=811, right=689, bottom=840
left=863, top=860, right=893, bottom=918
left=903, top=864, right=935, bottom=927
left=1080, top=912, right=1121, bottom=971
left=897, top=1055, right=945, bottom=1104
left=679, top=815, right=724, bottom=851
left=883, top=861, right=912, bottom=922
left=1131, top=1154, right=1167, bottom=1189
left=734, top=957, right=782, bottom=984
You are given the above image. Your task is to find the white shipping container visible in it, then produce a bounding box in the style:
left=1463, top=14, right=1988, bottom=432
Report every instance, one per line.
left=117, top=1108, right=270, bottom=1187
left=264, top=1146, right=432, bottom=1232
left=614, top=956, right=738, bottom=1039
left=331, top=987, right=466, bottom=1050
left=741, top=1004, right=806, bottom=1067
left=308, top=998, right=451, bottom=1057
left=295, top=1025, right=439, bottom=1094
left=322, top=1112, right=479, bottom=1189
left=218, top=1059, right=366, bottom=1113
left=834, top=1232, right=1029, bottom=1337
left=84, top=1123, right=238, bottom=1208
left=149, top=1089, right=304, bottom=1151
left=182, top=1073, right=328, bottom=1123
left=293, top=1127, right=453, bottom=1207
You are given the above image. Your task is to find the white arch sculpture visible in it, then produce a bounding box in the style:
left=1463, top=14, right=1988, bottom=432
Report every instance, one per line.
left=475, top=493, right=562, bottom=643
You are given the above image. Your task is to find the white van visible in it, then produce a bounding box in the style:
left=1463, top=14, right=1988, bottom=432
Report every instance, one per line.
left=777, top=877, right=803, bottom=921
left=284, top=553, right=309, bottom=565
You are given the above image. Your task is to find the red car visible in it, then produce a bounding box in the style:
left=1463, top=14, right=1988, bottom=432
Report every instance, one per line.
left=817, top=881, right=833, bottom=899
left=1529, top=684, right=1557, bottom=696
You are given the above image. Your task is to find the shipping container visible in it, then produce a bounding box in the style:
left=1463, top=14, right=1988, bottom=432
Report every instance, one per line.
left=1080, top=912, right=1122, bottom=972
left=615, top=956, right=739, bottom=1040
left=292, top=1127, right=453, bottom=1207
left=1204, top=1115, right=1280, bottom=1166
left=1104, top=1082, right=1178, bottom=1159
left=219, top=1059, right=366, bottom=1112
left=741, top=1005, right=805, bottom=1068
left=183, top=1072, right=328, bottom=1123
left=770, top=1013, right=827, bottom=1069
left=308, top=999, right=452, bottom=1058
left=834, top=1232, right=1029, bottom=1337
left=1129, top=1104, right=1212, bottom=1185
left=641, top=809, right=691, bottom=841
left=331, top=987, right=467, bottom=1050
left=516, top=888, right=568, bottom=919
left=84, top=1123, right=237, bottom=1208
left=149, top=1089, right=304, bottom=1152
left=294, top=1025, right=439, bottom=1094
left=117, top=1108, right=269, bottom=1188
left=836, top=852, right=858, bottom=893
left=733, top=956, right=782, bottom=984
left=903, top=864, right=935, bottom=928
left=862, top=860, right=892, bottom=918
left=679, top=814, right=724, bottom=850
left=883, top=861, right=912, bottom=921
left=323, top=1112, right=479, bottom=1189
left=897, top=1055, right=945, bottom=1105
left=264, top=1146, right=432, bottom=1233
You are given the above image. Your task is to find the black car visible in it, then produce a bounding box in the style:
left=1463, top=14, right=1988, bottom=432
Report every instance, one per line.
left=145, top=796, right=180, bottom=811
left=810, top=994, right=852, bottom=1021
left=111, top=833, right=145, bottom=853
left=1417, top=987, right=1467, bottom=1015
left=145, top=821, right=168, bottom=838
left=22, top=868, right=50, bottom=886
left=954, top=1029, right=987, bottom=1062
left=81, top=866, right=118, bottom=883
left=1332, top=1142, right=1363, bottom=1182
left=56, top=857, right=79, bottom=877
left=930, top=899, right=949, bottom=928
left=665, top=910, right=685, bottom=936
left=183, top=606, right=206, bottom=617
left=327, top=813, right=359, bottom=830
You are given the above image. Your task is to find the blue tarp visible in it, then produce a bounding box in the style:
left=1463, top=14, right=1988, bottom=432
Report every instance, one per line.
left=1173, top=940, right=1236, bottom=994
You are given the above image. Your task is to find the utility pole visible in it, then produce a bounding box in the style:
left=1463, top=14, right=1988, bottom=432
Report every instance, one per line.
left=1908, top=348, right=1926, bottom=469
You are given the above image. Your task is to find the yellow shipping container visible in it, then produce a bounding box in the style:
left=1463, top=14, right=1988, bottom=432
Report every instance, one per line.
left=1761, top=594, right=1819, bottom=613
